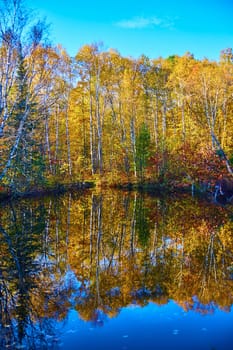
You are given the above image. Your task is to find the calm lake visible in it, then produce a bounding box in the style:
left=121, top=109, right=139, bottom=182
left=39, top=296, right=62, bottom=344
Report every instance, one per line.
left=0, top=190, right=233, bottom=350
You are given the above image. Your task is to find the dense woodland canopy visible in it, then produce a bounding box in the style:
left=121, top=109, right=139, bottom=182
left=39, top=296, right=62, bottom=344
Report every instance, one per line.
left=0, top=0, right=233, bottom=195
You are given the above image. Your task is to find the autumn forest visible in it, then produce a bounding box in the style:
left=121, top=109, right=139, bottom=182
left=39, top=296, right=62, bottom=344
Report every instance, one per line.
left=1, top=1, right=233, bottom=348
left=0, top=0, right=233, bottom=197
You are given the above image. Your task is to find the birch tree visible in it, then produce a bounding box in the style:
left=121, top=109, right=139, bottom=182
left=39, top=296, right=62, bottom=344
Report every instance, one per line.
left=0, top=0, right=68, bottom=190
left=75, top=44, right=105, bottom=175
left=0, top=0, right=47, bottom=188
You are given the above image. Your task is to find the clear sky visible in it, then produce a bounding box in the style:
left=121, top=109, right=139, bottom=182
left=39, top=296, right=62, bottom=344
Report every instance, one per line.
left=27, top=0, right=233, bottom=61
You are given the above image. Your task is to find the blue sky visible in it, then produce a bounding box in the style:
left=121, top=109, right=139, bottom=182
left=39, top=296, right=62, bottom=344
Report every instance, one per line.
left=28, top=0, right=233, bottom=60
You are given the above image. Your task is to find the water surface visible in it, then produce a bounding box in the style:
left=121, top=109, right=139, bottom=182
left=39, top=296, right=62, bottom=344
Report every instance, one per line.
left=0, top=190, right=232, bottom=349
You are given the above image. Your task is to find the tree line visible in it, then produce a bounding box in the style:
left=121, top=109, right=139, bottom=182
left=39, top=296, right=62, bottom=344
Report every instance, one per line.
left=0, top=0, right=232, bottom=195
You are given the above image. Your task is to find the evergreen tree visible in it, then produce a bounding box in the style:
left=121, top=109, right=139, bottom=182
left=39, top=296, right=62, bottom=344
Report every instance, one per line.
left=135, top=123, right=151, bottom=183
left=10, top=50, right=45, bottom=192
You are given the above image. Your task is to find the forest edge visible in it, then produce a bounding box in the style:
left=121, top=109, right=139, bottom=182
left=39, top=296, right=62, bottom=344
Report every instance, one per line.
left=1, top=177, right=233, bottom=205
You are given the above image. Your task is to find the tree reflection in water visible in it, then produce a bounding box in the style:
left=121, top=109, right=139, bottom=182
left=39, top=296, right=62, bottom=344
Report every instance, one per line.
left=0, top=191, right=233, bottom=348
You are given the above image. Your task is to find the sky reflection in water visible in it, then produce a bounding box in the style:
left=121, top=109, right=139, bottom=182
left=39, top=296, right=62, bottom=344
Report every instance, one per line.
left=58, top=301, right=233, bottom=350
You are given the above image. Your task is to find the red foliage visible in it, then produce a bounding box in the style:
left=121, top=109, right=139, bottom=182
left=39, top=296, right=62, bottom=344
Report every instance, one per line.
left=148, top=142, right=228, bottom=188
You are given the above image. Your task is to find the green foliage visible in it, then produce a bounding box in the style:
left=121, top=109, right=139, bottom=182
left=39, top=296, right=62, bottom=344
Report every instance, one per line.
left=8, top=55, right=46, bottom=192
left=135, top=123, right=151, bottom=183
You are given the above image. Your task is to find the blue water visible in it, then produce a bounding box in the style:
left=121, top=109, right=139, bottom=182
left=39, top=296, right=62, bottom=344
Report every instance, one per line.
left=55, top=301, right=233, bottom=350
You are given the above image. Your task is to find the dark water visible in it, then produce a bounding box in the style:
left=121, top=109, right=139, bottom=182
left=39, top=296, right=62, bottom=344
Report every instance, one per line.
left=0, top=190, right=233, bottom=349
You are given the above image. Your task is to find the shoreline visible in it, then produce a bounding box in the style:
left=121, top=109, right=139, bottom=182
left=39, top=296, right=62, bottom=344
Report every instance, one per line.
left=0, top=180, right=214, bottom=203
left=0, top=182, right=95, bottom=203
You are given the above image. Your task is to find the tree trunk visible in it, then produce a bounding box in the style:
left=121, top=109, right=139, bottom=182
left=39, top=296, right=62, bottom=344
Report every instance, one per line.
left=211, top=131, right=233, bottom=175
left=45, top=114, right=52, bottom=174
left=65, top=107, right=72, bottom=177
left=130, top=117, right=137, bottom=178
left=0, top=108, right=29, bottom=181
left=89, top=92, right=95, bottom=175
